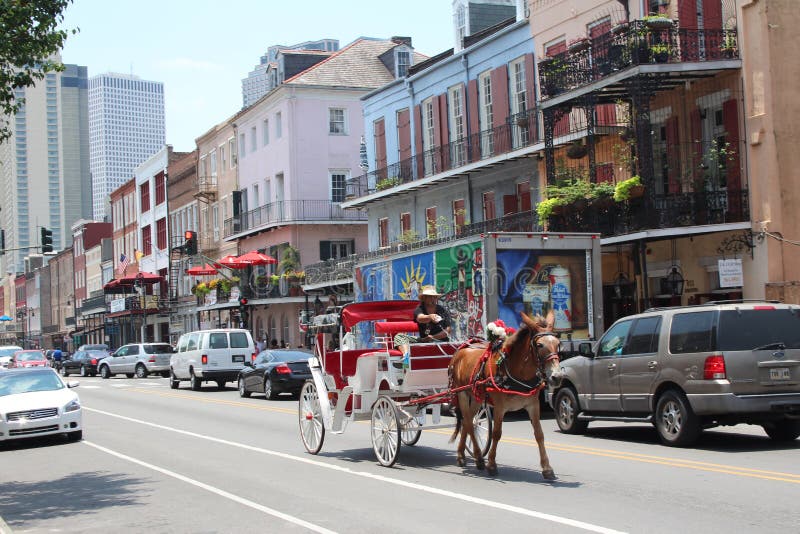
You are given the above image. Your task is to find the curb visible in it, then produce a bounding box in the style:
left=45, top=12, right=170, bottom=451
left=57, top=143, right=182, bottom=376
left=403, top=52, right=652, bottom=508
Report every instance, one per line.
left=0, top=516, right=12, bottom=534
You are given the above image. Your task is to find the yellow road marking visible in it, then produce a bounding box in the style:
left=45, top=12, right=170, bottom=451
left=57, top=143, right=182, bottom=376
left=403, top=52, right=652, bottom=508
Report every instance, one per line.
left=119, top=386, right=800, bottom=484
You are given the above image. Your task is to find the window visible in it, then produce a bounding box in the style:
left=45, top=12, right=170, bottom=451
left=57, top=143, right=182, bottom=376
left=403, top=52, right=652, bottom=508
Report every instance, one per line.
left=326, top=240, right=351, bottom=259
left=379, top=218, right=389, bottom=248
left=448, top=85, right=465, bottom=166
left=396, top=49, right=411, bottom=77
left=400, top=212, right=411, bottom=235
left=229, top=138, right=236, bottom=168
left=330, top=171, right=347, bottom=203
left=478, top=71, right=494, bottom=156
left=452, top=199, right=466, bottom=232
left=262, top=119, right=269, bottom=145
left=250, top=126, right=257, bottom=152
left=483, top=191, right=496, bottom=221
left=155, top=173, right=165, bottom=205
left=329, top=108, right=346, bottom=134
left=142, top=225, right=152, bottom=256
left=275, top=112, right=282, bottom=138
left=422, top=97, right=435, bottom=175
left=139, top=182, right=150, bottom=212
left=426, top=206, right=437, bottom=239
left=598, top=320, right=633, bottom=357
left=669, top=311, right=715, bottom=354
left=625, top=317, right=662, bottom=354
left=239, top=133, right=246, bottom=158
left=210, top=149, right=217, bottom=177
left=219, top=144, right=226, bottom=169
left=230, top=332, right=249, bottom=348
left=510, top=57, right=529, bottom=147
left=156, top=218, right=167, bottom=250
left=718, top=309, right=800, bottom=351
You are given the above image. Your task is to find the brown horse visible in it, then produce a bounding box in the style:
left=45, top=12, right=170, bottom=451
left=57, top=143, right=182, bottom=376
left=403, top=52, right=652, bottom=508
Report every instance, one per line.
left=448, top=310, right=562, bottom=479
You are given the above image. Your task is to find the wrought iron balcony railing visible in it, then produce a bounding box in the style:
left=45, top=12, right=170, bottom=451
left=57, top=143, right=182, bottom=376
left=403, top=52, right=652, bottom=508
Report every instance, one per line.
left=345, top=108, right=540, bottom=201
left=223, top=199, right=367, bottom=238
left=539, top=21, right=739, bottom=98
left=80, top=294, right=108, bottom=314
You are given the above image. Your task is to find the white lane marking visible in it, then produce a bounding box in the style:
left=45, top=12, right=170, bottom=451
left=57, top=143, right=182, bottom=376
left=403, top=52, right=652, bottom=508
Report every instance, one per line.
left=80, top=385, right=102, bottom=389
left=85, top=407, right=626, bottom=534
left=83, top=440, right=337, bottom=534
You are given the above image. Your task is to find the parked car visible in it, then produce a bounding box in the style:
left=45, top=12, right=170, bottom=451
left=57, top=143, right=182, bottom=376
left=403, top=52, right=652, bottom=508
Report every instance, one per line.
left=552, top=300, right=800, bottom=446
left=238, top=349, right=313, bottom=399
left=60, top=350, right=110, bottom=377
left=0, top=346, right=24, bottom=369
left=8, top=350, right=49, bottom=369
left=171, top=329, right=256, bottom=390
left=98, top=343, right=174, bottom=379
left=78, top=343, right=109, bottom=352
left=0, top=367, right=82, bottom=444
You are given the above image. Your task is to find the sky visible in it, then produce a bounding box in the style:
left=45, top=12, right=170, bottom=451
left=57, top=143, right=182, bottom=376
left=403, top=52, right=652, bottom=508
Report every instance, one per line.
left=59, top=0, right=456, bottom=152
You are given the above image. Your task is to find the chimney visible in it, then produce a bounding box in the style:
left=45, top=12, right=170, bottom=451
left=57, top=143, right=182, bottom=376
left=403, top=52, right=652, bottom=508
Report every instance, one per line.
left=390, top=36, right=412, bottom=48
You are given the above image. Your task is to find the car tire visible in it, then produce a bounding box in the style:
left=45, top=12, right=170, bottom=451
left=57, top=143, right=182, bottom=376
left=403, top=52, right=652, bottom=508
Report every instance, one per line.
left=67, top=430, right=83, bottom=442
left=161, top=371, right=170, bottom=378
left=80, top=365, right=87, bottom=377
left=135, top=364, right=148, bottom=379
left=190, top=370, right=202, bottom=391
left=169, top=370, right=180, bottom=389
left=100, top=365, right=111, bottom=379
left=655, top=390, right=701, bottom=447
left=60, top=366, right=69, bottom=377
left=762, top=419, right=800, bottom=441
left=239, top=377, right=251, bottom=398
left=125, top=373, right=135, bottom=379
left=554, top=387, right=588, bottom=434
left=264, top=377, right=277, bottom=400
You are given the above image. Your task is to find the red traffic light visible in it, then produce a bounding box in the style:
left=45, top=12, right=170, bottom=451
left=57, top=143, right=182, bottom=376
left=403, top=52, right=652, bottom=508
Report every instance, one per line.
left=184, top=230, right=196, bottom=240
left=239, top=297, right=248, bottom=306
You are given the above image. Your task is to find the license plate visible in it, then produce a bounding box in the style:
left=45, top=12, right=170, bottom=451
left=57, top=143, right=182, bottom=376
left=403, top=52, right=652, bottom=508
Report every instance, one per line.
left=770, top=368, right=791, bottom=380
left=232, top=355, right=245, bottom=363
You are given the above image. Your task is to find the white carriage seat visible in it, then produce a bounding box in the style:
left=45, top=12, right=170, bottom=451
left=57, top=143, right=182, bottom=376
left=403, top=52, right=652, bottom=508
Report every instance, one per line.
left=347, top=352, right=379, bottom=393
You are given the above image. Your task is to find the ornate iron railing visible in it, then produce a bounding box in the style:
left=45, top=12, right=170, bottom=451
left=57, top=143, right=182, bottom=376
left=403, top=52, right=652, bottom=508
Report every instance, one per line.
left=345, top=107, right=540, bottom=200
left=223, top=199, right=367, bottom=238
left=539, top=21, right=739, bottom=98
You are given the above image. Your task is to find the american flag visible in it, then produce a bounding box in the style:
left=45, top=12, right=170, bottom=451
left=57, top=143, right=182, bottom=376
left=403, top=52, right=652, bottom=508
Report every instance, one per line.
left=117, top=253, right=130, bottom=274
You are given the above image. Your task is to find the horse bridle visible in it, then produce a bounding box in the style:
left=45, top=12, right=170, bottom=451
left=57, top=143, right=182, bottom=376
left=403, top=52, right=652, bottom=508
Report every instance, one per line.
left=530, top=331, right=561, bottom=380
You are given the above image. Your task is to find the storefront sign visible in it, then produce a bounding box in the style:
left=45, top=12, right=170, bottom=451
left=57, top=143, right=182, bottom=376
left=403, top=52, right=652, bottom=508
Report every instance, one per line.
left=110, top=298, right=126, bottom=313
left=718, top=259, right=743, bottom=288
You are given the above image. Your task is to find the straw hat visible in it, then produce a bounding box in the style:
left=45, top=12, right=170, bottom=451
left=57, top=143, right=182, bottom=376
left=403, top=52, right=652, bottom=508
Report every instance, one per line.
left=420, top=285, right=441, bottom=298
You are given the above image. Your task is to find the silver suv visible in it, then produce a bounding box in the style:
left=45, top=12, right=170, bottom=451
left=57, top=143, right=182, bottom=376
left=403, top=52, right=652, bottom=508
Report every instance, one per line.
left=98, top=343, right=175, bottom=379
left=552, top=301, right=800, bottom=446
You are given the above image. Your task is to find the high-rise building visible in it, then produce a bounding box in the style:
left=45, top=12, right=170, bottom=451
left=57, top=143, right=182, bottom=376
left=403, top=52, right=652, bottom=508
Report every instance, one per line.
left=88, top=73, right=165, bottom=221
left=0, top=58, right=91, bottom=275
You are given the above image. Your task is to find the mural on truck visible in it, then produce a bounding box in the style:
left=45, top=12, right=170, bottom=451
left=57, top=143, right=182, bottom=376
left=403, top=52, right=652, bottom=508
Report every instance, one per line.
left=355, top=242, right=484, bottom=343
left=494, top=248, right=590, bottom=340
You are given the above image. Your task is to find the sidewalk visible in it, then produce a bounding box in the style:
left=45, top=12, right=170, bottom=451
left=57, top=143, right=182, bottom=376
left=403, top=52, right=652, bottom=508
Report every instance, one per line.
left=0, top=515, right=12, bottom=533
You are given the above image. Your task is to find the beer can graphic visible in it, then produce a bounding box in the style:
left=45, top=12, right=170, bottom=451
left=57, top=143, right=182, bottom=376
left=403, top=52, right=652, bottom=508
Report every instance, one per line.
left=549, top=265, right=572, bottom=332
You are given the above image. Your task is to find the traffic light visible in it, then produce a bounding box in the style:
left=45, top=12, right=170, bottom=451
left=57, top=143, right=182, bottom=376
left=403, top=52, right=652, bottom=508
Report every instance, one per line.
left=40, top=227, right=53, bottom=253
left=0, top=229, right=5, bottom=256
left=239, top=297, right=249, bottom=328
left=184, top=230, right=197, bottom=255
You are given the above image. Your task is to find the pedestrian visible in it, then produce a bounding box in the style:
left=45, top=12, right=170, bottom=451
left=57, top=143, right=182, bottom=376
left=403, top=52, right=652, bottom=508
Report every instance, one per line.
left=270, top=339, right=279, bottom=349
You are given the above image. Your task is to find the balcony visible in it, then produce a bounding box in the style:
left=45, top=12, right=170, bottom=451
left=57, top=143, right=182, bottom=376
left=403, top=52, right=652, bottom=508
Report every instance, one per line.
left=539, top=22, right=739, bottom=100
left=195, top=174, right=217, bottom=202
left=344, top=108, right=540, bottom=205
left=223, top=199, right=367, bottom=239
left=80, top=294, right=108, bottom=314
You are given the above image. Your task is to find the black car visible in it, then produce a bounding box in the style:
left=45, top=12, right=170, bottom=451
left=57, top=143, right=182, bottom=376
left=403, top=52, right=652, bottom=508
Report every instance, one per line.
left=61, top=350, right=110, bottom=377
left=238, top=349, right=312, bottom=399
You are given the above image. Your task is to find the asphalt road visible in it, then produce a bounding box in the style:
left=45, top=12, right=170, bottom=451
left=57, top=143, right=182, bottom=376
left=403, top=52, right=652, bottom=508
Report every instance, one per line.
left=1, top=375, right=798, bottom=533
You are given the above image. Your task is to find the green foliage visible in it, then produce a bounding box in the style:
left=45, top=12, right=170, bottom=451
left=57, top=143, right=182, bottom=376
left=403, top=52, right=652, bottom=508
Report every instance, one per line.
left=278, top=244, right=301, bottom=273
left=192, top=282, right=210, bottom=297
left=650, top=43, right=672, bottom=55
left=594, top=182, right=616, bottom=199
left=536, top=197, right=566, bottom=226
left=0, top=1, right=77, bottom=144
left=375, top=177, right=400, bottom=191
left=613, top=176, right=643, bottom=202
left=399, top=229, right=420, bottom=244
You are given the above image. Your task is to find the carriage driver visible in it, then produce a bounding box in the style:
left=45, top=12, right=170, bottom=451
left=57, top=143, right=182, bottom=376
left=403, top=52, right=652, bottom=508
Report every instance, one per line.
left=414, top=286, right=451, bottom=342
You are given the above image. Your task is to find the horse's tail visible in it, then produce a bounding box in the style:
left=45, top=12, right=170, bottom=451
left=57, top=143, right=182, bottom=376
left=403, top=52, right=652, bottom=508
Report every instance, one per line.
left=448, top=401, right=462, bottom=443
left=447, top=364, right=462, bottom=443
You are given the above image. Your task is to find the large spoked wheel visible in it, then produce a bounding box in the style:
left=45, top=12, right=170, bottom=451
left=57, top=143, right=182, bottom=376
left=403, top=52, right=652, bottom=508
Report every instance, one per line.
left=400, top=411, right=422, bottom=446
left=371, top=395, right=402, bottom=467
left=465, top=403, right=493, bottom=458
left=655, top=390, right=701, bottom=447
left=298, top=380, right=325, bottom=454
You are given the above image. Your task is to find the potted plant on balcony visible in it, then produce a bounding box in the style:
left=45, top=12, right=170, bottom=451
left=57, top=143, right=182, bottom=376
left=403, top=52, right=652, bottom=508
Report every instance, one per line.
left=515, top=114, right=530, bottom=127
left=650, top=43, right=672, bottom=63
left=375, top=176, right=400, bottom=191
left=593, top=181, right=617, bottom=209
left=721, top=33, right=738, bottom=59
left=566, top=140, right=588, bottom=159
left=643, top=14, right=673, bottom=30
left=614, top=175, right=644, bottom=201
left=538, top=56, right=568, bottom=96
left=192, top=282, right=210, bottom=298
left=536, top=197, right=567, bottom=227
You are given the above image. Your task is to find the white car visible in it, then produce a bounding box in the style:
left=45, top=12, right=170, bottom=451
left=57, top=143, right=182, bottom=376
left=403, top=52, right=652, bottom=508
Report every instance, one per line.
left=0, top=367, right=82, bottom=443
left=0, top=345, right=24, bottom=369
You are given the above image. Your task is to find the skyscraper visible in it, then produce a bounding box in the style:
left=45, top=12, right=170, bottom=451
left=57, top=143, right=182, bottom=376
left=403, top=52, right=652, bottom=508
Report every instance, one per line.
left=0, top=58, right=91, bottom=274
left=88, top=73, right=165, bottom=221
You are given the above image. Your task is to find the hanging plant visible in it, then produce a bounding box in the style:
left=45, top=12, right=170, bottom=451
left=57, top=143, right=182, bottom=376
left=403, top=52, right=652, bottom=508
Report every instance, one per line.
left=192, top=282, right=210, bottom=297
left=614, top=176, right=644, bottom=201
left=566, top=141, right=588, bottom=159
left=643, top=14, right=673, bottom=30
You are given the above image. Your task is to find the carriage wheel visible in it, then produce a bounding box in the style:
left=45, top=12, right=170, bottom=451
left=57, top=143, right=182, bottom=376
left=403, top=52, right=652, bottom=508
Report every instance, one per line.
left=465, top=403, right=493, bottom=458
left=371, top=396, right=401, bottom=467
left=298, top=380, right=325, bottom=454
left=400, top=412, right=422, bottom=446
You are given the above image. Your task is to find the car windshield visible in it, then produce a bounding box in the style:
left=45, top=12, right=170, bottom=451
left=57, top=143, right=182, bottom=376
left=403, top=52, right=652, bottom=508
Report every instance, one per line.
left=16, top=352, right=45, bottom=361
left=144, top=344, right=173, bottom=354
left=717, top=308, right=800, bottom=350
left=0, top=370, right=65, bottom=397
left=0, top=348, right=22, bottom=358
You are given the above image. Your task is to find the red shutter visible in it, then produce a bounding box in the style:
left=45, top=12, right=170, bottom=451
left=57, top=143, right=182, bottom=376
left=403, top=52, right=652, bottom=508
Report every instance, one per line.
left=379, top=219, right=389, bottom=247
left=597, top=163, right=614, bottom=183
left=453, top=199, right=466, bottom=231
left=678, top=0, right=698, bottom=28
left=397, top=109, right=411, bottom=161
left=702, top=0, right=722, bottom=29
left=722, top=98, right=742, bottom=218
left=524, top=52, right=536, bottom=109
left=491, top=65, right=509, bottom=130
left=517, top=181, right=531, bottom=212
left=589, top=21, right=611, bottom=39
left=502, top=195, right=517, bottom=215
left=596, top=104, right=617, bottom=126
left=690, top=108, right=703, bottom=191
left=374, top=118, right=387, bottom=173
left=432, top=95, right=444, bottom=172
left=679, top=0, right=699, bottom=61
left=483, top=191, right=496, bottom=220
left=467, top=79, right=480, bottom=162
left=666, top=117, right=681, bottom=193
left=545, top=42, right=566, bottom=56
left=400, top=212, right=411, bottom=233
left=414, top=104, right=424, bottom=179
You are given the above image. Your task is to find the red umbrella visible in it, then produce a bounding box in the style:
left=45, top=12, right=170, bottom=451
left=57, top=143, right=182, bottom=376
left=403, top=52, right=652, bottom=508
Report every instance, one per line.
left=217, top=254, right=249, bottom=269
left=185, top=263, right=219, bottom=276
left=236, top=250, right=278, bottom=265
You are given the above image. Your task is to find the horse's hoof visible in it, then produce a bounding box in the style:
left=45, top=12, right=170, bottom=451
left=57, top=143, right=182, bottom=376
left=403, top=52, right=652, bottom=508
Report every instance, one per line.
left=457, top=458, right=466, bottom=468
left=476, top=459, right=485, bottom=471
left=542, top=469, right=557, bottom=481
left=487, top=465, right=498, bottom=476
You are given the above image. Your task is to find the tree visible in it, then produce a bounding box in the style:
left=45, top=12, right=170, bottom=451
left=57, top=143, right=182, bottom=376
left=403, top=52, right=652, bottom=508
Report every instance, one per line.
left=0, top=0, right=76, bottom=144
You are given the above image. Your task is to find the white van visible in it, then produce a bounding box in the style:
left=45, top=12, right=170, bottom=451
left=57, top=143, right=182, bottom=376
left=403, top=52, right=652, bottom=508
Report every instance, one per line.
left=170, top=329, right=256, bottom=390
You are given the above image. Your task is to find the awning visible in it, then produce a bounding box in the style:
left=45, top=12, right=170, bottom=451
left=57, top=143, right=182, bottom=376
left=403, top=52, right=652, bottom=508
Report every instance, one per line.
left=340, top=300, right=419, bottom=331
